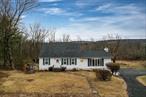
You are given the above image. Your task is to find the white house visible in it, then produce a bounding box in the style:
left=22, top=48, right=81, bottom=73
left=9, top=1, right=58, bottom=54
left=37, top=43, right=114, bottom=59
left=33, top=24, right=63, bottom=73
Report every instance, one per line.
left=39, top=42, right=111, bottom=70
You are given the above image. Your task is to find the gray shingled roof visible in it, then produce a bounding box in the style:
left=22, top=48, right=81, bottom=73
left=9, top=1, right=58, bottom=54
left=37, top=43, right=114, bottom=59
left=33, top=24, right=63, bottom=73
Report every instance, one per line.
left=39, top=42, right=111, bottom=58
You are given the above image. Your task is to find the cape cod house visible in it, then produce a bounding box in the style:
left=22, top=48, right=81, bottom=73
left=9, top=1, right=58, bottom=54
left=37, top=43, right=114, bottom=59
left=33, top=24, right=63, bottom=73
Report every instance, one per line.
left=39, top=42, right=111, bottom=70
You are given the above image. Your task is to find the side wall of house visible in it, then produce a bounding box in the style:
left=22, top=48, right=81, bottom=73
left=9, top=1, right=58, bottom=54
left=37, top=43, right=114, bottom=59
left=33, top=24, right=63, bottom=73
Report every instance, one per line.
left=39, top=57, right=111, bottom=70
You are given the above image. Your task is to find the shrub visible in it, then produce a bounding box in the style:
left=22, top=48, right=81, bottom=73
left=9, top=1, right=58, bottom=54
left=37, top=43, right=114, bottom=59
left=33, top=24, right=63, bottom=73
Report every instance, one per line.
left=48, top=66, right=54, bottom=71
left=95, top=69, right=112, bottom=81
left=143, top=63, right=146, bottom=68
left=61, top=67, right=66, bottom=71
left=24, top=63, right=35, bottom=74
left=106, top=63, right=120, bottom=74
left=49, top=66, right=66, bottom=72
left=71, top=68, right=77, bottom=71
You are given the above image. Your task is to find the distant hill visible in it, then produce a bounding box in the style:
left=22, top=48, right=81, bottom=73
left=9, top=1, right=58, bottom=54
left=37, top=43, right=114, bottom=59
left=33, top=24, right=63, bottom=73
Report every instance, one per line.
left=47, top=39, right=146, bottom=60
left=71, top=39, right=146, bottom=60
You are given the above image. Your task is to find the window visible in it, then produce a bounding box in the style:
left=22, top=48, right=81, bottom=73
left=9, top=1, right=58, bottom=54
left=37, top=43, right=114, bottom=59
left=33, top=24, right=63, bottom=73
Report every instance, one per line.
left=71, top=58, right=75, bottom=65
left=43, top=58, right=50, bottom=65
left=88, top=58, right=104, bottom=66
left=100, top=58, right=104, bottom=66
left=62, top=58, right=77, bottom=65
left=63, top=58, right=67, bottom=65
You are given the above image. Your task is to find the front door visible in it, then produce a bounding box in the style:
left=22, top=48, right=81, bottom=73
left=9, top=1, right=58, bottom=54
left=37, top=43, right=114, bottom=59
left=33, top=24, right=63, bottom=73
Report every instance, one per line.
left=54, top=58, right=61, bottom=68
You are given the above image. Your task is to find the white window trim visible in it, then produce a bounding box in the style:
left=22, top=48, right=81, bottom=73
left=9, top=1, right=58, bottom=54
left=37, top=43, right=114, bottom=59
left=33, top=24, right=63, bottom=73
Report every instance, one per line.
left=43, top=58, right=50, bottom=65
left=88, top=58, right=104, bottom=67
left=63, top=58, right=67, bottom=65
left=71, top=58, right=75, bottom=65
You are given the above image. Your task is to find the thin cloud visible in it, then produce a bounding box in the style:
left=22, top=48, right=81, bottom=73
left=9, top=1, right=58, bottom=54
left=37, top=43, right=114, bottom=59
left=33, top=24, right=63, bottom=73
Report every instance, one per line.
left=37, top=7, right=83, bottom=16
left=96, top=3, right=112, bottom=11
left=21, top=15, right=27, bottom=19
left=39, top=0, right=61, bottom=2
left=57, top=21, right=145, bottom=41
left=41, top=8, right=64, bottom=15
left=58, top=3, right=146, bottom=40
left=24, top=1, right=146, bottom=40
left=96, top=3, right=144, bottom=15
left=75, top=0, right=101, bottom=8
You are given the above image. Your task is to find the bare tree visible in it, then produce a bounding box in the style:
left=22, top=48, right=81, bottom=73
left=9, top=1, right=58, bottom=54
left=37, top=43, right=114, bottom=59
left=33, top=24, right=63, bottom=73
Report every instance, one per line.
left=48, top=28, right=56, bottom=42
left=0, top=0, right=37, bottom=69
left=27, top=23, right=49, bottom=62
left=90, top=38, right=95, bottom=42
left=76, top=36, right=82, bottom=41
left=62, top=34, right=71, bottom=42
left=103, top=33, right=121, bottom=63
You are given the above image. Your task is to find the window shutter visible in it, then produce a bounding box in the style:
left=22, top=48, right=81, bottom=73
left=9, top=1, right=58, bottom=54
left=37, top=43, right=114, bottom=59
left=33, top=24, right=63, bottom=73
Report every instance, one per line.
left=70, top=58, right=71, bottom=65
left=88, top=59, right=89, bottom=66
left=75, top=58, right=77, bottom=65
left=92, top=59, right=94, bottom=66
left=102, top=58, right=104, bottom=66
left=95, top=59, right=97, bottom=66
left=49, top=58, right=50, bottom=65
left=61, top=58, right=63, bottom=65
left=98, top=59, right=100, bottom=66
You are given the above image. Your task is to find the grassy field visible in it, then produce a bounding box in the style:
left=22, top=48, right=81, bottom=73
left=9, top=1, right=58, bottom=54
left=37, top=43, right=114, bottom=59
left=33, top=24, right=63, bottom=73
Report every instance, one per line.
left=117, top=60, right=146, bottom=69
left=95, top=77, right=128, bottom=97
left=137, top=75, right=146, bottom=86
left=0, top=70, right=128, bottom=97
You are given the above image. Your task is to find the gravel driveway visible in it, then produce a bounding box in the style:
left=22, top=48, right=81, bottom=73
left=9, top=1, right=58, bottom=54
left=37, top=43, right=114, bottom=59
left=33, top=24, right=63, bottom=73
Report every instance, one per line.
left=120, top=68, right=146, bottom=97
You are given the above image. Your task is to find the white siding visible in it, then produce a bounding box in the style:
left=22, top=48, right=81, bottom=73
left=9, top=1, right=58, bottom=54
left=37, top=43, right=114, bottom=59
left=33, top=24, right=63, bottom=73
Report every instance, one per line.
left=39, top=58, right=50, bottom=70
left=39, top=57, right=111, bottom=70
left=104, top=58, right=112, bottom=68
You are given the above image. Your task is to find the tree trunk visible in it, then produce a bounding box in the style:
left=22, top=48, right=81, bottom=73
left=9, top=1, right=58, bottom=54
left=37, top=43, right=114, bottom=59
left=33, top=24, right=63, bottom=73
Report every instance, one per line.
left=112, top=56, right=116, bottom=63
left=8, top=46, right=15, bottom=69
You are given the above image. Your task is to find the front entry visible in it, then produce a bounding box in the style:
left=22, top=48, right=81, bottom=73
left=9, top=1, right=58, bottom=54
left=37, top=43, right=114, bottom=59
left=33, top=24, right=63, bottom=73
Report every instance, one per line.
left=54, top=58, right=61, bottom=68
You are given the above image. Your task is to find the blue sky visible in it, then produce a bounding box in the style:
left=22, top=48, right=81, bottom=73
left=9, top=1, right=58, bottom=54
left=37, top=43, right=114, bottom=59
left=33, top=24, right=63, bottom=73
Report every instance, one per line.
left=22, top=0, right=146, bottom=40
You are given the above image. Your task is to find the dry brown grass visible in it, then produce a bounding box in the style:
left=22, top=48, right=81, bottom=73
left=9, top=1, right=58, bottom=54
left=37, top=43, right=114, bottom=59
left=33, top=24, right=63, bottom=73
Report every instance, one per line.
left=64, top=71, right=128, bottom=97
left=0, top=70, right=128, bottom=97
left=0, top=70, right=90, bottom=93
left=95, top=76, right=128, bottom=97
left=137, top=75, right=146, bottom=86
left=117, top=60, right=146, bottom=69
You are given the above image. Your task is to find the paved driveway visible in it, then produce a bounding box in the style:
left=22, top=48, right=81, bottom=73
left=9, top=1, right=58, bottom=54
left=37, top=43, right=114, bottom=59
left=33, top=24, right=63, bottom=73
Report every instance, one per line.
left=120, top=69, right=146, bottom=97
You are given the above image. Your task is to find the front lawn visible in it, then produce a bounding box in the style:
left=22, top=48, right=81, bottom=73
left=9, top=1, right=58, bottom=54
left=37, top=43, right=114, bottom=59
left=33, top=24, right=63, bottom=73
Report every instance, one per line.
left=137, top=75, right=146, bottom=86
left=0, top=70, right=128, bottom=97
left=117, top=60, right=146, bottom=69
left=0, top=70, right=90, bottom=93
left=95, top=76, right=128, bottom=97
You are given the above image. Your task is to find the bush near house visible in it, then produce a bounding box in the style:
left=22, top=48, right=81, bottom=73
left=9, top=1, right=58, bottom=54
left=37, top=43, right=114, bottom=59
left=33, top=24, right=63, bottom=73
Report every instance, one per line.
left=106, top=63, right=120, bottom=75
left=24, top=63, right=36, bottom=74
left=95, top=69, right=112, bottom=81
left=48, top=66, right=66, bottom=72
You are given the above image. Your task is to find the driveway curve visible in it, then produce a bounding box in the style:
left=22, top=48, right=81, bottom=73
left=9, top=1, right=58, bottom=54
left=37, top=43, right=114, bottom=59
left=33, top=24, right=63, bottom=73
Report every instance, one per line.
left=120, top=68, right=146, bottom=97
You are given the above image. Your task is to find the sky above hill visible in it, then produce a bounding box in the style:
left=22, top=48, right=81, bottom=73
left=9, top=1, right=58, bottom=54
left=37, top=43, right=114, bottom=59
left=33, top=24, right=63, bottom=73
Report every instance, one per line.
left=22, top=0, right=146, bottom=41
